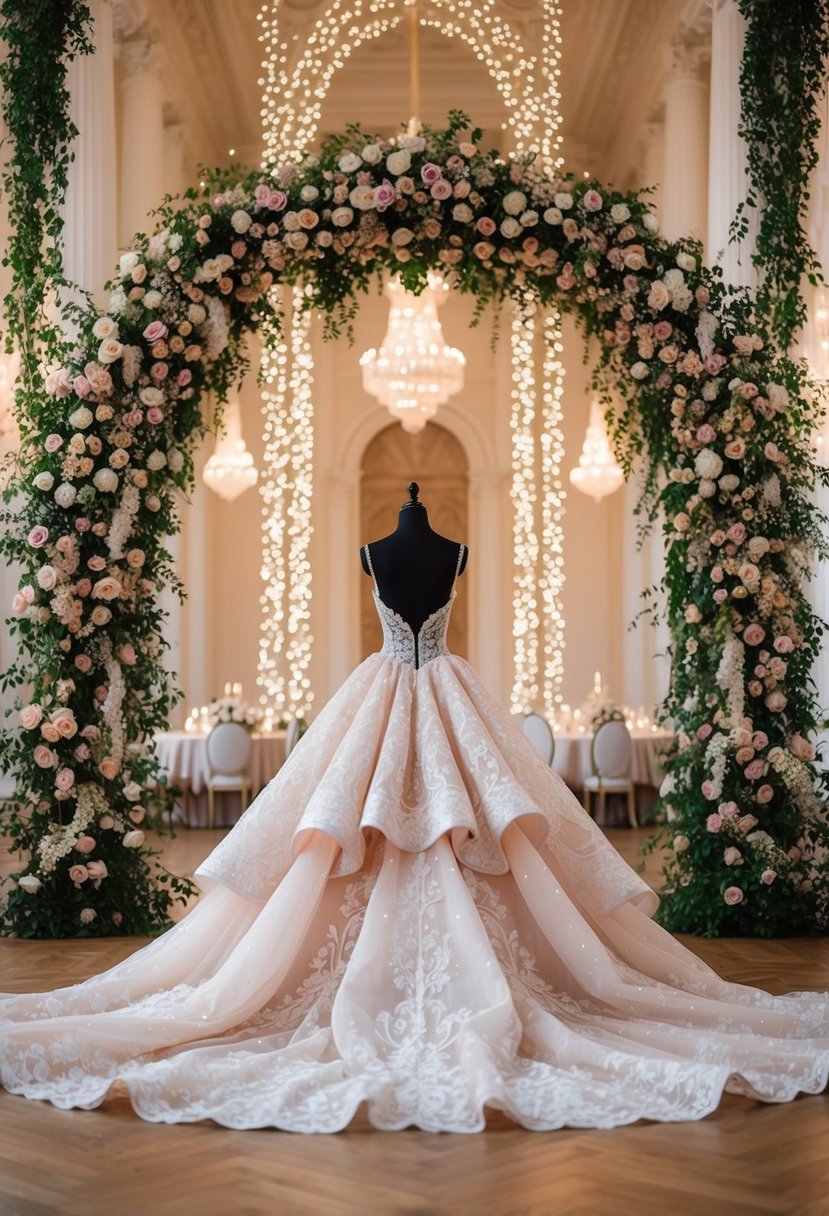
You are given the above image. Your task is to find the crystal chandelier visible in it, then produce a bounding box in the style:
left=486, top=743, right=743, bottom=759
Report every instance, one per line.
left=203, top=395, right=258, bottom=501
left=569, top=396, right=624, bottom=502
left=360, top=272, right=466, bottom=434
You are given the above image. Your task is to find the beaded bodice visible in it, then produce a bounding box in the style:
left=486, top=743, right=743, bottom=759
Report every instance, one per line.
left=364, top=542, right=465, bottom=670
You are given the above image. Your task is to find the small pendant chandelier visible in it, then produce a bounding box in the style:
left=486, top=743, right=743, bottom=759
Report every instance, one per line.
left=360, top=272, right=466, bottom=434
left=203, top=395, right=258, bottom=501
left=569, top=396, right=624, bottom=503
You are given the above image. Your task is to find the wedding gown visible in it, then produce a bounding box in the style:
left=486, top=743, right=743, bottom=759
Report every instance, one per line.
left=1, top=543, right=828, bottom=1132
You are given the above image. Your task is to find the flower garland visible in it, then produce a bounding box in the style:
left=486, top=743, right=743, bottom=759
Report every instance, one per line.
left=1, top=20, right=829, bottom=945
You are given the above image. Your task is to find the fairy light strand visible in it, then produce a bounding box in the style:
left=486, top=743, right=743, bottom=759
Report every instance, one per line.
left=510, top=296, right=540, bottom=715
left=539, top=310, right=566, bottom=714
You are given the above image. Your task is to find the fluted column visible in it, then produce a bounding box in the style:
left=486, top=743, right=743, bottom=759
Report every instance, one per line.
left=62, top=0, right=117, bottom=304
left=707, top=0, right=758, bottom=283
left=117, top=35, right=164, bottom=246
left=662, top=43, right=709, bottom=244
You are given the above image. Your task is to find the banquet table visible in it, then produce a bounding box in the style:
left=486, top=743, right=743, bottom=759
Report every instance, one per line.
left=153, top=729, right=286, bottom=828
left=552, top=728, right=672, bottom=792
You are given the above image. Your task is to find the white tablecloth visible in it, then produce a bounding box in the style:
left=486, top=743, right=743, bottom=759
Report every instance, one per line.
left=552, top=729, right=671, bottom=791
left=154, top=730, right=286, bottom=827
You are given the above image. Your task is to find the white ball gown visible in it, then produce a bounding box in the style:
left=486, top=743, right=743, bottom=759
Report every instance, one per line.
left=1, top=542, right=828, bottom=1132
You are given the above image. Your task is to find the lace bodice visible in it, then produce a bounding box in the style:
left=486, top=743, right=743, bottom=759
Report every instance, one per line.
left=365, top=542, right=465, bottom=669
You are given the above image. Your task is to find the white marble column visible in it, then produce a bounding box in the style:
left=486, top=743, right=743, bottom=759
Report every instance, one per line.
left=662, top=44, right=709, bottom=244
left=62, top=0, right=117, bottom=305
left=641, top=117, right=665, bottom=222
left=117, top=35, right=164, bottom=246
left=707, top=0, right=758, bottom=283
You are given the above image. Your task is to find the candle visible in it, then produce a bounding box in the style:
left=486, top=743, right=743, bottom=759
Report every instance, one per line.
left=224, top=682, right=231, bottom=696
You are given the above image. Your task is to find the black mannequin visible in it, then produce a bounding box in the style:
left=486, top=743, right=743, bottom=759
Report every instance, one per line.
left=360, top=482, right=469, bottom=634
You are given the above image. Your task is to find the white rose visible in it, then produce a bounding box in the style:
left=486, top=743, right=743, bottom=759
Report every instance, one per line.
left=36, top=565, right=57, bottom=590
left=630, top=362, right=649, bottom=381
left=123, top=781, right=142, bottom=802
left=54, top=483, right=77, bottom=508
left=554, top=192, right=574, bottom=210
left=452, top=204, right=473, bottom=224
left=18, top=874, right=42, bottom=893
left=188, top=303, right=207, bottom=325
left=698, top=479, right=716, bottom=498
left=33, top=471, right=54, bottom=491
left=397, top=134, right=425, bottom=152
left=331, top=206, right=353, bottom=227
left=98, top=338, right=123, bottom=364
left=673, top=835, right=690, bottom=853
left=643, top=212, right=659, bottom=233
left=519, top=210, right=538, bottom=227
left=676, top=251, right=697, bottom=272
left=610, top=203, right=631, bottom=223
left=701, top=380, right=720, bottom=402
left=386, top=149, right=412, bottom=176
left=361, top=144, right=382, bottom=165
left=119, top=251, right=140, bottom=277
left=767, top=383, right=789, bottom=411
left=672, top=285, right=693, bottom=312
left=391, top=227, right=414, bottom=246
left=93, top=468, right=119, bottom=493
left=147, top=449, right=167, bottom=471
left=139, top=386, right=165, bottom=407
left=145, top=494, right=161, bottom=512
left=664, top=268, right=685, bottom=289
left=285, top=231, right=308, bottom=250
left=502, top=190, right=527, bottom=216
left=194, top=257, right=221, bottom=282
left=143, top=289, right=163, bottom=310
left=500, top=217, right=521, bottom=239
left=167, top=447, right=184, bottom=474
left=338, top=151, right=362, bottom=173
left=724, top=846, right=743, bottom=866
left=122, top=830, right=145, bottom=849
left=68, top=406, right=94, bottom=430
left=92, top=316, right=118, bottom=340
left=300, top=185, right=319, bottom=202
left=543, top=207, right=563, bottom=225
left=694, top=448, right=724, bottom=480
left=349, top=185, right=376, bottom=211
left=230, top=209, right=252, bottom=234
left=719, top=473, right=740, bottom=492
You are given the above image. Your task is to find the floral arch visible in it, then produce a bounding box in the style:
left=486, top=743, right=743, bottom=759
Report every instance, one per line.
left=3, top=90, right=829, bottom=946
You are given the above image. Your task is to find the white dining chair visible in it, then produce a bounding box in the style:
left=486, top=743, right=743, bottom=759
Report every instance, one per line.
left=582, top=719, right=637, bottom=827
left=522, top=712, right=555, bottom=766
left=205, top=722, right=253, bottom=829
left=284, top=715, right=304, bottom=759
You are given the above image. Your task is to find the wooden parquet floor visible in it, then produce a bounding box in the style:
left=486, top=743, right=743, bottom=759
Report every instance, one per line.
left=1, top=828, right=828, bottom=1216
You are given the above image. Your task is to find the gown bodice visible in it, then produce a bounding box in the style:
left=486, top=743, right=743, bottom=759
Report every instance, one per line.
left=364, top=542, right=465, bottom=670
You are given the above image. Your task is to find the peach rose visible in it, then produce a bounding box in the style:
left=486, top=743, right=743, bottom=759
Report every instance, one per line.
left=74, top=834, right=95, bottom=854
left=68, top=864, right=89, bottom=884
left=34, top=744, right=56, bottom=768
left=40, top=723, right=60, bottom=743
left=86, top=860, right=108, bottom=880
left=20, top=704, right=43, bottom=730
left=99, top=757, right=119, bottom=780
left=51, top=708, right=78, bottom=738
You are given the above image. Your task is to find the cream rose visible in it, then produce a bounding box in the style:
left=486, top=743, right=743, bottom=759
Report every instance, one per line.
left=98, top=338, right=123, bottom=364
left=385, top=149, right=412, bottom=176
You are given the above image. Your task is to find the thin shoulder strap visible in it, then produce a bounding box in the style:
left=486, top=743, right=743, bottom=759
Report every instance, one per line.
left=453, top=543, right=465, bottom=587
left=364, top=543, right=378, bottom=592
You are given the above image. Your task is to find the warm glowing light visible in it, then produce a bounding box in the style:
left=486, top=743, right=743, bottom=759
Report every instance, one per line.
left=360, top=273, right=465, bottom=434
left=569, top=396, right=625, bottom=503
left=202, top=396, right=258, bottom=502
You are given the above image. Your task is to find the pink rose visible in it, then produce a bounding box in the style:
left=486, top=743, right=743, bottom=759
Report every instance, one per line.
left=44, top=433, right=64, bottom=453
left=743, top=624, right=765, bottom=646
left=87, top=555, right=106, bottom=572
left=28, top=526, right=49, bottom=548
left=727, top=523, right=746, bottom=544
left=760, top=869, right=776, bottom=885
left=146, top=406, right=164, bottom=424
left=738, top=814, right=758, bottom=833
left=143, top=320, right=168, bottom=344
left=74, top=654, right=92, bottom=673
left=735, top=746, right=754, bottom=766
left=268, top=190, right=288, bottom=211
left=99, top=757, right=119, bottom=780
left=420, top=162, right=442, bottom=186
left=40, top=723, right=60, bottom=743
left=11, top=593, right=27, bottom=614
left=68, top=864, right=89, bottom=885
left=697, top=723, right=713, bottom=741
left=33, top=744, right=56, bottom=769
left=774, top=635, right=794, bottom=654
left=75, top=834, right=95, bottom=854
left=150, top=362, right=169, bottom=382
left=254, top=183, right=271, bottom=206
left=20, top=704, right=42, bottom=730
left=765, top=690, right=787, bottom=712
left=752, top=731, right=769, bottom=750
left=73, top=375, right=90, bottom=398
left=75, top=577, right=92, bottom=597
left=719, top=801, right=739, bottom=819
left=373, top=182, right=396, bottom=209
left=473, top=241, right=494, bottom=261
left=119, top=643, right=137, bottom=665
left=476, top=217, right=496, bottom=236
left=430, top=179, right=453, bottom=201
left=705, top=354, right=727, bottom=374
left=582, top=189, right=603, bottom=211
left=177, top=369, right=192, bottom=387
left=756, top=784, right=774, bottom=803
left=696, top=424, right=716, bottom=444
left=789, top=733, right=814, bottom=761
left=653, top=321, right=673, bottom=342
left=701, top=780, right=717, bottom=800
left=86, top=860, right=108, bottom=880
left=723, top=886, right=744, bottom=905
left=51, top=709, right=78, bottom=739
left=744, top=759, right=766, bottom=781
left=706, top=813, right=722, bottom=833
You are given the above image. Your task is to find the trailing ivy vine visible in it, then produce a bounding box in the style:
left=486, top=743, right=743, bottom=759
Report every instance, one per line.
left=736, top=0, right=829, bottom=349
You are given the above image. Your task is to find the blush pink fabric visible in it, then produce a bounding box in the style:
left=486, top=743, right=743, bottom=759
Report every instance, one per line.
left=1, top=587, right=828, bottom=1131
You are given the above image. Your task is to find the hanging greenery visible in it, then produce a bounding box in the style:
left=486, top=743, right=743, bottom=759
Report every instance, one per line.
left=1, top=4, right=828, bottom=940
left=735, top=0, right=829, bottom=349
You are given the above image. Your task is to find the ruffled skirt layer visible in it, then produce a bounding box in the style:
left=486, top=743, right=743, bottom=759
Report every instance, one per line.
left=1, top=655, right=827, bottom=1131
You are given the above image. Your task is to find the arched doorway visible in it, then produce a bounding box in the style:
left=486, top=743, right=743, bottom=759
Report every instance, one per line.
left=360, top=422, right=469, bottom=659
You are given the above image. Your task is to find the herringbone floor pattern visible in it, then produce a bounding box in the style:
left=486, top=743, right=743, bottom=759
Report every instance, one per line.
left=1, top=828, right=828, bottom=1216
